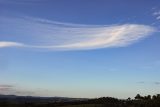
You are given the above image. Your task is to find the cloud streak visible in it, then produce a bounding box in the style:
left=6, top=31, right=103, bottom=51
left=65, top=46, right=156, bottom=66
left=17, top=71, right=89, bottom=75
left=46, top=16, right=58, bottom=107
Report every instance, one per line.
left=154, top=82, right=160, bottom=85
left=0, top=84, right=35, bottom=96
left=0, top=16, right=156, bottom=51
left=137, top=81, right=160, bottom=85
left=0, top=84, right=14, bottom=92
left=153, top=10, right=160, bottom=21
left=0, top=41, right=24, bottom=48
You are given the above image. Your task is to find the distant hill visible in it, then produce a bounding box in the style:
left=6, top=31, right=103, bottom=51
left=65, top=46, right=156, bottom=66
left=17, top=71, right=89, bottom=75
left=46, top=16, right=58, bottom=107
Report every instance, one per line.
left=0, top=94, right=88, bottom=103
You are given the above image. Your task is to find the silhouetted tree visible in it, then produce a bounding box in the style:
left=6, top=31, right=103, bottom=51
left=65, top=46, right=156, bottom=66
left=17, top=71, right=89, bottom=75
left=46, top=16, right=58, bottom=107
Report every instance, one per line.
left=127, top=97, right=131, bottom=101
left=152, top=95, right=157, bottom=100
left=135, top=94, right=143, bottom=100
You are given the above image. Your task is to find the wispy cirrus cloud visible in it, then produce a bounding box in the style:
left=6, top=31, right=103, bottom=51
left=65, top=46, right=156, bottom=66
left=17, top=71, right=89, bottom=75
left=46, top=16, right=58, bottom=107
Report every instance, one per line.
left=153, top=10, right=160, bottom=20
left=154, top=82, right=160, bottom=85
left=0, top=84, right=13, bottom=91
left=0, top=16, right=156, bottom=51
left=0, top=84, right=60, bottom=97
left=137, top=81, right=160, bottom=85
left=137, top=81, right=145, bottom=84
left=0, top=41, right=24, bottom=48
left=0, top=84, right=35, bottom=96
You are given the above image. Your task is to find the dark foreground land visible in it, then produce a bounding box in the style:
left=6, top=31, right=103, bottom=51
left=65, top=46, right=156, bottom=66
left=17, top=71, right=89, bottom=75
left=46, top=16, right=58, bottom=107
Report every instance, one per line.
left=0, top=94, right=160, bottom=107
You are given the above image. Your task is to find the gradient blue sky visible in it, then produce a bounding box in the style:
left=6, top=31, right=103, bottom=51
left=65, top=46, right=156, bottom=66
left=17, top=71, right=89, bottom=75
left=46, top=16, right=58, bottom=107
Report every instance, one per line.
left=0, top=0, right=160, bottom=98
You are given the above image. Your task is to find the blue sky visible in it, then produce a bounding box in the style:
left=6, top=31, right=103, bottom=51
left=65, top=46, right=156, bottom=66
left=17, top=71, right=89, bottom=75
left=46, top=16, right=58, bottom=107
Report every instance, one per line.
left=0, top=0, right=160, bottom=98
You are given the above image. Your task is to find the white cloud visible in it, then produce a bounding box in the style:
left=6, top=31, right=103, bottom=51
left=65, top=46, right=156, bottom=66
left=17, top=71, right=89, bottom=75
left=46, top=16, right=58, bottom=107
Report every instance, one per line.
left=153, top=10, right=160, bottom=20
left=156, top=16, right=160, bottom=20
left=55, top=24, right=155, bottom=50
left=0, top=41, right=24, bottom=48
left=0, top=16, right=156, bottom=51
left=153, top=11, right=160, bottom=16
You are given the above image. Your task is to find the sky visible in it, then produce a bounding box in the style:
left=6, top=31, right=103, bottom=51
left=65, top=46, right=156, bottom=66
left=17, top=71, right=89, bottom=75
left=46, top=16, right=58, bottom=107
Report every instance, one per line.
left=0, top=0, right=160, bottom=99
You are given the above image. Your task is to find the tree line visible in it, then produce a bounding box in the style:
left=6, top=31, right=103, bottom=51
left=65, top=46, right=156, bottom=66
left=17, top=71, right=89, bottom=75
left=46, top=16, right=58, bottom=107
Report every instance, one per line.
left=0, top=94, right=160, bottom=107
